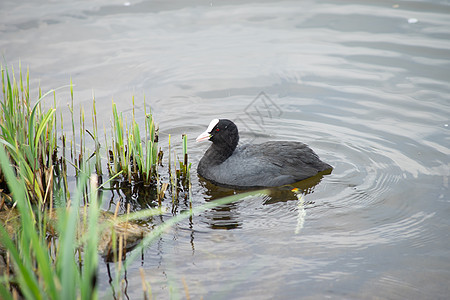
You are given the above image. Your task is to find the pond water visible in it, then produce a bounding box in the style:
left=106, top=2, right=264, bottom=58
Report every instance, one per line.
left=1, top=0, right=449, bottom=298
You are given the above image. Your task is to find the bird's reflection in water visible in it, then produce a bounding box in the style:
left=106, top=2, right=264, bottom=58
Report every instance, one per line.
left=198, top=169, right=330, bottom=230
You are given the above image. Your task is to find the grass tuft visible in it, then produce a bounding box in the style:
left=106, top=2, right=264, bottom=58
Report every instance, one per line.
left=0, top=64, right=59, bottom=205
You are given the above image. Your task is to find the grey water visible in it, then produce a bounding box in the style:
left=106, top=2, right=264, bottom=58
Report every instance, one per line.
left=1, top=0, right=449, bottom=299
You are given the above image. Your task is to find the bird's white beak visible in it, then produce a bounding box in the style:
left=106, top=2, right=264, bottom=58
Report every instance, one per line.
left=196, top=130, right=211, bottom=142
left=196, top=118, right=219, bottom=142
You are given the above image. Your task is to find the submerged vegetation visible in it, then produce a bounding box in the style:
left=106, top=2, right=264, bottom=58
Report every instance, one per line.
left=0, top=64, right=247, bottom=299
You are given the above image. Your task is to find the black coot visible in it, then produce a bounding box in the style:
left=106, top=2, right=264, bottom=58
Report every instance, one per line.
left=196, top=119, right=332, bottom=188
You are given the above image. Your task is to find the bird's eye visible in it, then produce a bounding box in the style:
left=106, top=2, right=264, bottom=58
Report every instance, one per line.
left=215, top=128, right=220, bottom=132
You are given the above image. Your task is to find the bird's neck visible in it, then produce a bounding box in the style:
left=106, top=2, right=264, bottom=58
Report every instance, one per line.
left=202, top=143, right=236, bottom=165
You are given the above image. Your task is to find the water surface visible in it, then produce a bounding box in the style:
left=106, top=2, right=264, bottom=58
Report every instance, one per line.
left=1, top=0, right=449, bottom=299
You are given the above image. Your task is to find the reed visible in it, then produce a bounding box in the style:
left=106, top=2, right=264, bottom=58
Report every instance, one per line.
left=0, top=63, right=196, bottom=210
left=0, top=64, right=58, bottom=206
left=167, top=134, right=192, bottom=207
left=87, top=95, right=102, bottom=176
left=179, top=133, right=191, bottom=190
left=108, top=100, right=159, bottom=186
left=1, top=63, right=189, bottom=207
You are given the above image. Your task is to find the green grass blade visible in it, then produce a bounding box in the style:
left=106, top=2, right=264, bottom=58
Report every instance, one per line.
left=0, top=136, right=15, bottom=152
left=81, top=175, right=100, bottom=300
left=0, top=225, right=40, bottom=300
left=34, top=108, right=56, bottom=151
left=146, top=140, right=152, bottom=181
left=27, top=228, right=58, bottom=299
left=57, top=172, right=89, bottom=300
left=27, top=85, right=71, bottom=155
left=0, top=282, right=14, bottom=300
left=0, top=145, right=43, bottom=299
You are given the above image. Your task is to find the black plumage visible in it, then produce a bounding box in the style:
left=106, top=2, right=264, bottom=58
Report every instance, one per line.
left=196, top=119, right=332, bottom=188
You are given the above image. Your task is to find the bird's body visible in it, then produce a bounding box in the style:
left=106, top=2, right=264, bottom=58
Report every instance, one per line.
left=196, top=119, right=332, bottom=189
